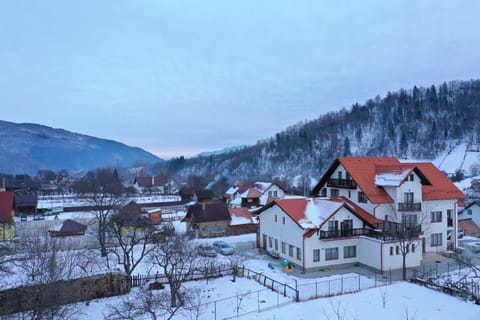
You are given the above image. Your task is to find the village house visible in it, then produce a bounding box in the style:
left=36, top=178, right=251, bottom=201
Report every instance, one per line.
left=224, top=182, right=286, bottom=209
left=459, top=201, right=480, bottom=237
left=258, top=196, right=422, bottom=272
left=133, top=176, right=167, bottom=194
left=228, top=207, right=258, bottom=235
left=258, top=157, right=466, bottom=272
left=310, top=157, right=466, bottom=252
left=182, top=201, right=231, bottom=238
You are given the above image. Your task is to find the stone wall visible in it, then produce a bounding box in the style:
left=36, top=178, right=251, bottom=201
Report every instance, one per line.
left=0, top=273, right=130, bottom=316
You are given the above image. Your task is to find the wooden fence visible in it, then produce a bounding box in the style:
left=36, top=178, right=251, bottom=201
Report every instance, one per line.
left=236, top=265, right=299, bottom=301
left=130, top=264, right=235, bottom=288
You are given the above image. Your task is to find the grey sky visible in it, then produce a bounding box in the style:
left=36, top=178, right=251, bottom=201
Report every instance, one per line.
left=1, top=1, right=479, bottom=158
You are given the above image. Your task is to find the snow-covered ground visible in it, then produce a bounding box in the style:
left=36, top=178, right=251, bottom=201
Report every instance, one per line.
left=37, top=194, right=181, bottom=209
left=434, top=143, right=480, bottom=176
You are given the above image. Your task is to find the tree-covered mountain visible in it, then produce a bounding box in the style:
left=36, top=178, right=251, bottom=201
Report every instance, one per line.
left=157, top=80, right=480, bottom=190
left=0, top=121, right=161, bottom=174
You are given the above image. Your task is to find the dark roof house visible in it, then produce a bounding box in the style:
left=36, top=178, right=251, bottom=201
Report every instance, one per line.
left=48, top=219, right=87, bottom=237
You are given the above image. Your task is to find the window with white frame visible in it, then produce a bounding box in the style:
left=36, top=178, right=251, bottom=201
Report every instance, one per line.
left=288, top=245, right=294, bottom=257
left=275, top=239, right=278, bottom=251
left=431, top=211, right=442, bottom=223
left=343, top=246, right=356, bottom=258
left=313, top=249, right=320, bottom=262
left=282, top=217, right=285, bottom=224
left=268, top=237, right=273, bottom=248
left=321, top=188, right=327, bottom=197
left=281, top=241, right=286, bottom=254
left=296, top=247, right=301, bottom=260
left=431, top=233, right=443, bottom=247
left=273, top=190, right=278, bottom=198
left=325, top=247, right=339, bottom=260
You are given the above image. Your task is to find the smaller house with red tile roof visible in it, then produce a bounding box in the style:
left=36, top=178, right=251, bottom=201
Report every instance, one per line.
left=459, top=201, right=480, bottom=237
left=0, top=191, right=16, bottom=241
left=258, top=196, right=422, bottom=272
left=225, top=182, right=286, bottom=209
left=311, top=157, right=466, bottom=253
left=228, top=207, right=258, bottom=235
left=182, top=201, right=231, bottom=238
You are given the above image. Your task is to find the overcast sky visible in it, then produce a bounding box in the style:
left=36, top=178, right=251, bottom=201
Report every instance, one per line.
left=1, top=1, right=480, bottom=158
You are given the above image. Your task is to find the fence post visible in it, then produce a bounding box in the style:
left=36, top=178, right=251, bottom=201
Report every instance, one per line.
left=258, top=290, right=260, bottom=312
left=315, top=280, right=318, bottom=298
left=341, top=276, right=344, bottom=293
left=358, top=273, right=361, bottom=291
left=214, top=300, right=217, bottom=320
left=328, top=280, right=331, bottom=296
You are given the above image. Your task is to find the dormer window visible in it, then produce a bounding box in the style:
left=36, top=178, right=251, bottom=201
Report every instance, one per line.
left=409, top=174, right=414, bottom=181
left=338, top=171, right=343, bottom=179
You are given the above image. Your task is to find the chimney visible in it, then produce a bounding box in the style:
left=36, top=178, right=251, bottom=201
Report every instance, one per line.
left=152, top=176, right=155, bottom=186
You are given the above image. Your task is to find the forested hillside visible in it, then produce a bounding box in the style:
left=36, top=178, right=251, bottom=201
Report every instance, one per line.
left=156, top=80, right=480, bottom=190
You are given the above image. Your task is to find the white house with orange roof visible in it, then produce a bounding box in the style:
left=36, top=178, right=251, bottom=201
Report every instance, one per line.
left=258, top=196, right=423, bottom=272
left=310, top=157, right=466, bottom=253
left=225, top=182, right=287, bottom=209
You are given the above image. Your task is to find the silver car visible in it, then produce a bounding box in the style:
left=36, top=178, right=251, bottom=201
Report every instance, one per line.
left=212, top=240, right=235, bottom=255
left=198, top=243, right=217, bottom=257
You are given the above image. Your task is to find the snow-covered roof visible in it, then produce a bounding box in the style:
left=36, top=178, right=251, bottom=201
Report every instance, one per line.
left=255, top=182, right=272, bottom=193
left=374, top=169, right=411, bottom=187
left=298, top=199, right=344, bottom=229
left=225, top=186, right=239, bottom=195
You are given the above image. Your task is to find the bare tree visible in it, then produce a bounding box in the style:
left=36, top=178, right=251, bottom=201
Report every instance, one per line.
left=379, top=285, right=390, bottom=309
left=73, top=167, right=125, bottom=257
left=107, top=286, right=206, bottom=320
left=149, top=234, right=201, bottom=311
left=109, top=206, right=156, bottom=276
left=383, top=203, right=432, bottom=280
left=12, top=231, right=95, bottom=319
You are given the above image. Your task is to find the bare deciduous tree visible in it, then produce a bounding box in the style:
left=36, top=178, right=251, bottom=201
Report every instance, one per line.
left=73, top=167, right=125, bottom=257
left=12, top=231, right=95, bottom=320
left=149, top=234, right=201, bottom=311
left=109, top=207, right=156, bottom=276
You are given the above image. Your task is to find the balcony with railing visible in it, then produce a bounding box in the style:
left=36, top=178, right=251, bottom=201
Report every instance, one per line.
left=319, top=224, right=422, bottom=241
left=327, top=178, right=357, bottom=189
left=398, top=202, right=422, bottom=212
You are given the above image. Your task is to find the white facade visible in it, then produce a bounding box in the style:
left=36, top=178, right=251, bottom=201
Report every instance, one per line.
left=459, top=202, right=480, bottom=227
left=317, top=163, right=459, bottom=253
left=258, top=200, right=422, bottom=272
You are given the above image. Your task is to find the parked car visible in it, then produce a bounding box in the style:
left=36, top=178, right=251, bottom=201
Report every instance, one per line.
left=212, top=240, right=235, bottom=255
left=198, top=243, right=217, bottom=257
left=458, top=228, right=464, bottom=239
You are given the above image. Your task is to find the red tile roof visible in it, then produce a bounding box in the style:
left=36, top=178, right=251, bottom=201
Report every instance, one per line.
left=242, top=188, right=262, bottom=199
left=0, top=192, right=15, bottom=223
left=458, top=219, right=480, bottom=235
left=134, top=176, right=165, bottom=188
left=264, top=196, right=380, bottom=230
left=329, top=196, right=382, bottom=226
left=311, top=157, right=466, bottom=203
left=228, top=207, right=254, bottom=224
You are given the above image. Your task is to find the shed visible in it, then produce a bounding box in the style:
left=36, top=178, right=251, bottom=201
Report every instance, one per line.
left=48, top=219, right=87, bottom=237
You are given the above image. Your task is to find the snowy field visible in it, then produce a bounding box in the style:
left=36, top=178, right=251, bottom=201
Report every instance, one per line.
left=75, top=276, right=480, bottom=320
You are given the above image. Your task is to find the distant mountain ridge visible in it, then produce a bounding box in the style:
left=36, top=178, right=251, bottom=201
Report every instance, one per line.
left=0, top=120, right=161, bottom=174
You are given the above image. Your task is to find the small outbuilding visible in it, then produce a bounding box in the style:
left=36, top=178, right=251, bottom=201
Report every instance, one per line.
left=48, top=219, right=87, bottom=237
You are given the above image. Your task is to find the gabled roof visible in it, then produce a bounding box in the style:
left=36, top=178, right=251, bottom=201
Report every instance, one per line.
left=260, top=196, right=380, bottom=230
left=458, top=219, right=480, bottom=235
left=14, top=194, right=38, bottom=208
left=119, top=201, right=143, bottom=215
left=195, top=189, right=215, bottom=201
left=0, top=191, right=15, bottom=223
left=311, top=157, right=466, bottom=203
left=228, top=207, right=254, bottom=225
left=134, top=176, right=165, bottom=188
left=48, top=219, right=87, bottom=234
left=183, top=201, right=231, bottom=224
left=463, top=200, right=480, bottom=211
left=241, top=188, right=262, bottom=199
